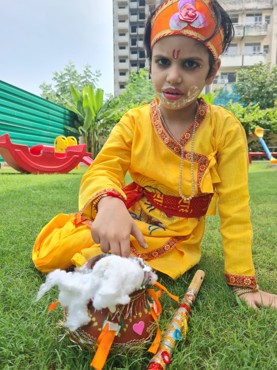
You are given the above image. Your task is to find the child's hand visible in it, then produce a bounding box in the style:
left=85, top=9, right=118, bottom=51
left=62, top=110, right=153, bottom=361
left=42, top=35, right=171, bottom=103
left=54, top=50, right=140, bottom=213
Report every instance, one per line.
left=239, top=290, right=277, bottom=309
left=91, top=196, right=148, bottom=257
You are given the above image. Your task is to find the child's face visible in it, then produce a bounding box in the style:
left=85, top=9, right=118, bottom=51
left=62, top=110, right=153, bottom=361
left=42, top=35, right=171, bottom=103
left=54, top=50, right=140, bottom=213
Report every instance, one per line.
left=151, top=35, right=220, bottom=110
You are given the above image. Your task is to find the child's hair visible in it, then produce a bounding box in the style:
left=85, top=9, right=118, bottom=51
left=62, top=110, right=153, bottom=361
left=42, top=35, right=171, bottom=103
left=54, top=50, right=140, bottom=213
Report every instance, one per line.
left=144, top=0, right=234, bottom=74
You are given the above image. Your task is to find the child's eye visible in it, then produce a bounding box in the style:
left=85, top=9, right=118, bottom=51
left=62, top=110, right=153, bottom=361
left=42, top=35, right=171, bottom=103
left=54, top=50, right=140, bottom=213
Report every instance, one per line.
left=183, top=60, right=200, bottom=69
left=156, top=58, right=170, bottom=67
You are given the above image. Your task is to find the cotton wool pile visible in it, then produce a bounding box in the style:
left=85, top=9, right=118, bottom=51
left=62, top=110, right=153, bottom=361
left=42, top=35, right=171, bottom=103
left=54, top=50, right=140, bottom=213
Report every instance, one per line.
left=36, top=255, right=158, bottom=331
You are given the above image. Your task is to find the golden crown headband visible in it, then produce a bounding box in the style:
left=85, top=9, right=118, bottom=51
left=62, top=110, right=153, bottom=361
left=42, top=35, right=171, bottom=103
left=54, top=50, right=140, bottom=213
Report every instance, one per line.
left=150, top=0, right=224, bottom=60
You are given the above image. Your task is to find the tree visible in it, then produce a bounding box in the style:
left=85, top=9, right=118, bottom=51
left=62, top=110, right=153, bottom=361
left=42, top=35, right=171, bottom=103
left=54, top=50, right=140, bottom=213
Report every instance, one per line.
left=113, top=68, right=155, bottom=116
left=65, top=84, right=119, bottom=157
left=122, top=68, right=155, bottom=105
left=234, top=64, right=277, bottom=109
left=226, top=102, right=277, bottom=150
left=39, top=61, right=101, bottom=106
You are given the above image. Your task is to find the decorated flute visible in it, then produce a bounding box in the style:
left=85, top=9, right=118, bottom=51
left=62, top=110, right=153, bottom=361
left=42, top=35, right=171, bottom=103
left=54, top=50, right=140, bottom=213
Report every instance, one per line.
left=147, top=270, right=205, bottom=370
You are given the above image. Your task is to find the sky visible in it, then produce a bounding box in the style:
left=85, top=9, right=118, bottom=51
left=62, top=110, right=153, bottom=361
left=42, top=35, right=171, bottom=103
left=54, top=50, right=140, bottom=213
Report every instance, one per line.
left=0, top=0, right=114, bottom=97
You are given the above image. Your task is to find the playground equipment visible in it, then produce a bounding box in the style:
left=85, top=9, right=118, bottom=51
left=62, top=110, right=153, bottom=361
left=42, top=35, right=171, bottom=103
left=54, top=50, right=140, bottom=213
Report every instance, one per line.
left=254, top=127, right=277, bottom=164
left=55, top=136, right=80, bottom=168
left=54, top=135, right=68, bottom=153
left=0, top=133, right=93, bottom=174
left=66, top=136, right=78, bottom=147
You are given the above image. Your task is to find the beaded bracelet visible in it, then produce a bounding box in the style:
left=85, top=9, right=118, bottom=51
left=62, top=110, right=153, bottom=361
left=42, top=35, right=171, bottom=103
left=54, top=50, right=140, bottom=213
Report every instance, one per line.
left=91, top=190, right=126, bottom=213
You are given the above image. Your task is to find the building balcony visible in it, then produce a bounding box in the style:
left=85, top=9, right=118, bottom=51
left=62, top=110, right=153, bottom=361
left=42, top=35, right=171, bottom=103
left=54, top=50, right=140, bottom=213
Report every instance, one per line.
left=117, top=7, right=129, bottom=17
left=118, top=35, right=129, bottom=44
left=138, top=27, right=145, bottom=35
left=244, top=23, right=268, bottom=36
left=118, top=75, right=129, bottom=83
left=130, top=66, right=139, bottom=73
left=243, top=54, right=267, bottom=66
left=222, top=0, right=273, bottom=12
left=221, top=53, right=267, bottom=67
left=117, top=21, right=129, bottom=31
left=130, top=15, right=138, bottom=22
left=118, top=62, right=129, bottom=70
left=233, top=23, right=268, bottom=38
left=130, top=2, right=138, bottom=9
left=130, top=54, right=138, bottom=61
left=118, top=49, right=128, bottom=57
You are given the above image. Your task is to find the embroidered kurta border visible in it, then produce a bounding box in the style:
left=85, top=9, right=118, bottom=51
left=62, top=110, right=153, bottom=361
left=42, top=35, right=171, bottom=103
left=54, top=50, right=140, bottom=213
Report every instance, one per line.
left=225, top=273, right=257, bottom=289
left=150, top=98, right=209, bottom=192
left=130, top=236, right=187, bottom=260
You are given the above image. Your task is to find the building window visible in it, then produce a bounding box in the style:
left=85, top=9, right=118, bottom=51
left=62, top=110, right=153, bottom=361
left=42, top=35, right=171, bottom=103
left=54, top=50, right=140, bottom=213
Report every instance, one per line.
left=131, top=38, right=137, bottom=46
left=230, top=14, right=239, bottom=24
left=119, top=59, right=126, bottom=63
left=139, top=62, right=145, bottom=68
left=139, top=12, right=145, bottom=20
left=221, top=73, right=236, bottom=83
left=119, top=46, right=126, bottom=50
left=244, top=43, right=261, bottom=55
left=131, top=62, right=138, bottom=67
left=225, top=44, right=237, bottom=56
left=139, top=0, right=145, bottom=5
left=213, top=75, right=219, bottom=84
left=139, top=50, right=145, bottom=58
left=131, top=25, right=137, bottom=33
left=263, top=45, right=269, bottom=54
left=265, top=15, right=271, bottom=25
left=246, top=13, right=262, bottom=24
left=120, top=72, right=126, bottom=76
left=119, top=33, right=126, bottom=36
left=120, top=84, right=126, bottom=89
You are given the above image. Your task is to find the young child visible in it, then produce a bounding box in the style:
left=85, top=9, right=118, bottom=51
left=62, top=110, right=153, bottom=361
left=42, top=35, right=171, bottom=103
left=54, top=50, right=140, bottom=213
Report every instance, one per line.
left=33, top=0, right=276, bottom=309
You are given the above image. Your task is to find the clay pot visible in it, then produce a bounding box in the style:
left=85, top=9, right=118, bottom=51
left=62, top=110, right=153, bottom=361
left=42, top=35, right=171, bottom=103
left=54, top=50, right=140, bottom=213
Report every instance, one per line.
left=69, top=288, right=157, bottom=350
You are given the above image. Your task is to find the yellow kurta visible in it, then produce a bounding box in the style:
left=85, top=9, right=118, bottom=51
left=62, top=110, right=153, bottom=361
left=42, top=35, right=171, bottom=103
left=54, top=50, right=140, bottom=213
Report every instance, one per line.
left=32, top=98, right=257, bottom=288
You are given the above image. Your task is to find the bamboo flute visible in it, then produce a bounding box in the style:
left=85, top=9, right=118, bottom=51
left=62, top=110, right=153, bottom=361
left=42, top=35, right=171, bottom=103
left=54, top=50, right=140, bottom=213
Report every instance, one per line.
left=147, top=270, right=205, bottom=370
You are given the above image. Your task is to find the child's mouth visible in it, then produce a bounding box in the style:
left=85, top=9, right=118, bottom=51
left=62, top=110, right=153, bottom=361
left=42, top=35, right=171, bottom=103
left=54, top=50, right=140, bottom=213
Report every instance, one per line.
left=162, top=89, right=183, bottom=101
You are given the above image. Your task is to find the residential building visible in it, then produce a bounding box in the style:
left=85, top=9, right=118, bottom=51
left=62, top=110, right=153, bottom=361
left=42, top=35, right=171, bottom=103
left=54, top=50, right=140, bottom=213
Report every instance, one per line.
left=113, top=0, right=148, bottom=96
left=113, top=0, right=277, bottom=96
left=214, top=0, right=277, bottom=91
left=113, top=0, right=161, bottom=96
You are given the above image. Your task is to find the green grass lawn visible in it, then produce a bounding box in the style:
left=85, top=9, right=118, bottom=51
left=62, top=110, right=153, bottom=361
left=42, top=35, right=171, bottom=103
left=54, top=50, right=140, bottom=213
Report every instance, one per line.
left=0, top=162, right=276, bottom=369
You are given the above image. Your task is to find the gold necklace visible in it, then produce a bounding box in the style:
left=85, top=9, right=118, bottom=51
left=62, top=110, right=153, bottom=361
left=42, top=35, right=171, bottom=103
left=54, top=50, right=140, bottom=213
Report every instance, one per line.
left=158, top=105, right=198, bottom=201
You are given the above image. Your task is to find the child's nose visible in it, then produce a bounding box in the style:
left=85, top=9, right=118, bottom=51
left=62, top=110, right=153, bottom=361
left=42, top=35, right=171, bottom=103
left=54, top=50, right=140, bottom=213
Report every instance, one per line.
left=166, top=65, right=182, bottom=84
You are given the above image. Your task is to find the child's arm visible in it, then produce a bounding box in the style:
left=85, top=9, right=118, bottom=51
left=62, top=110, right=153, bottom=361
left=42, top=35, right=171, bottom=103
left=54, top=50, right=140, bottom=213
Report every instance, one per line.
left=91, top=196, right=148, bottom=257
left=214, top=113, right=276, bottom=309
left=215, top=119, right=256, bottom=287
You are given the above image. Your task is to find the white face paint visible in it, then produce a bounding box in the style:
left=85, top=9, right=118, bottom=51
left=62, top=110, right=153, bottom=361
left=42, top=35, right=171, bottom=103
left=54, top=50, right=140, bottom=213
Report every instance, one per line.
left=151, top=36, right=220, bottom=112
left=157, top=85, right=201, bottom=110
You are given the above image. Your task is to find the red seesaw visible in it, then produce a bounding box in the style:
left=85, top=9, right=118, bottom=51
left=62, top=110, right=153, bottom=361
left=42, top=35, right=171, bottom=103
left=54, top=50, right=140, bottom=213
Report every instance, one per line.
left=0, top=133, right=93, bottom=174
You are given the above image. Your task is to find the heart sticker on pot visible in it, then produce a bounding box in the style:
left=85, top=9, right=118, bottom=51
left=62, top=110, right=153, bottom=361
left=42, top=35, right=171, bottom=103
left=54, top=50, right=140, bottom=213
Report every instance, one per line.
left=132, top=321, right=145, bottom=335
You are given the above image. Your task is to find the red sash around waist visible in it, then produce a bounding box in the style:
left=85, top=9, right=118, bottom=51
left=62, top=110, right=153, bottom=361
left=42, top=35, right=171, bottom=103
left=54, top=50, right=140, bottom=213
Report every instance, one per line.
left=123, top=182, right=213, bottom=218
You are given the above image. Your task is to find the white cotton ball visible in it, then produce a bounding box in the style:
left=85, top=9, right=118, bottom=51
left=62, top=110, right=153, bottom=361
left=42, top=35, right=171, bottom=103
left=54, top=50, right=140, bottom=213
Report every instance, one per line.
left=91, top=255, right=146, bottom=311
left=64, top=302, right=91, bottom=331
left=36, top=269, right=67, bottom=301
